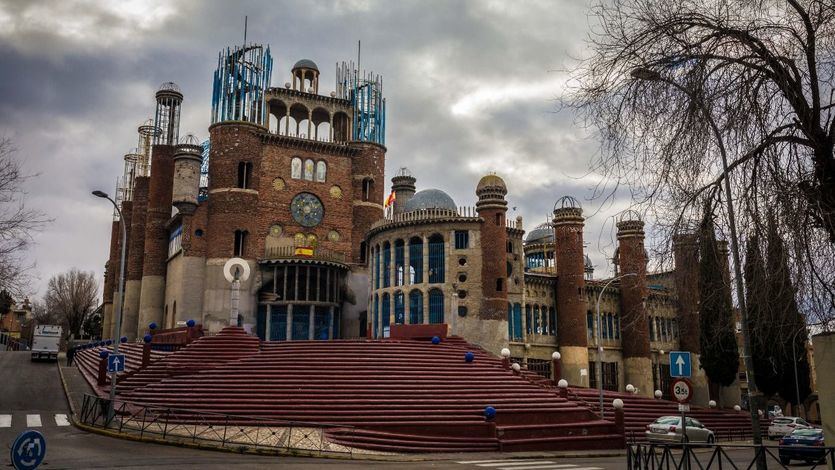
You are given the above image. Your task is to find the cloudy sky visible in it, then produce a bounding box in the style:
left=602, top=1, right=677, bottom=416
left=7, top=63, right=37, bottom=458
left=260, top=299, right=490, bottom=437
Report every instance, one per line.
left=0, top=0, right=640, bottom=299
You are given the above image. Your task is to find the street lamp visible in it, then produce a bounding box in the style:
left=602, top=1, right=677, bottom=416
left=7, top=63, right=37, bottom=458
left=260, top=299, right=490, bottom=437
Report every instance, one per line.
left=92, top=190, right=126, bottom=419
left=595, top=272, right=637, bottom=418
left=630, top=66, right=764, bottom=445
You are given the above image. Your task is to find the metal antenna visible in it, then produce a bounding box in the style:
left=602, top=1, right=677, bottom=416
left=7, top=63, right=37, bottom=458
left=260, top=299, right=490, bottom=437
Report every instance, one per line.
left=357, top=40, right=361, bottom=74
left=243, top=16, right=248, bottom=46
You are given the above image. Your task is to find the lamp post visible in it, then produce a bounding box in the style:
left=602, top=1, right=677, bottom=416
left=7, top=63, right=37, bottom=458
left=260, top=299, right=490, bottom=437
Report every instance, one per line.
left=630, top=67, right=764, bottom=445
left=595, top=272, right=637, bottom=418
left=92, top=190, right=126, bottom=418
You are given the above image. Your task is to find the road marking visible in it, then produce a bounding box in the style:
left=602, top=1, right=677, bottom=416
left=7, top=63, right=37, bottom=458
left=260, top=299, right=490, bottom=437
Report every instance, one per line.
left=496, top=465, right=578, bottom=470
left=0, top=415, right=10, bottom=427
left=26, top=414, right=42, bottom=427
left=54, top=414, right=70, bottom=426
left=458, top=461, right=528, bottom=465
left=473, top=462, right=556, bottom=467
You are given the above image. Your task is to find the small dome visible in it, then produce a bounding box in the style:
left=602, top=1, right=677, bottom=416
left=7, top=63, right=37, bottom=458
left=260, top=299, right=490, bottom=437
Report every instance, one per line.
left=525, top=223, right=554, bottom=244
left=402, top=189, right=457, bottom=213
left=292, top=59, right=319, bottom=71
left=158, top=82, right=181, bottom=93
left=477, top=174, right=506, bottom=192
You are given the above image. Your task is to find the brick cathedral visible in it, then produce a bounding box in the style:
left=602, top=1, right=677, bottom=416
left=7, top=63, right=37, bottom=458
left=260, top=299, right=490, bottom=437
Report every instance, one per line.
left=99, top=42, right=739, bottom=406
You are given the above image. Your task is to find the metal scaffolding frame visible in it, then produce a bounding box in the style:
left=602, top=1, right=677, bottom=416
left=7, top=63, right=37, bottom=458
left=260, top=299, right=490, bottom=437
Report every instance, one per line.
left=211, top=43, right=273, bottom=125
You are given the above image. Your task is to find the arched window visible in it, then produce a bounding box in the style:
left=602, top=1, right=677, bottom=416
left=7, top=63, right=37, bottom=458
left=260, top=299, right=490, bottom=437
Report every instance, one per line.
left=549, top=307, right=557, bottom=336
left=428, top=289, right=444, bottom=324
left=614, top=313, right=620, bottom=339
left=316, top=161, right=327, bottom=182
left=507, top=303, right=513, bottom=339
left=394, top=239, right=405, bottom=286
left=360, top=241, right=367, bottom=264
left=428, top=234, right=444, bottom=283
left=533, top=305, right=540, bottom=334
left=382, top=292, right=391, bottom=336
left=607, top=313, right=615, bottom=340
left=291, top=157, right=302, bottom=179
left=525, top=304, right=532, bottom=335
left=409, top=237, right=423, bottom=284
left=362, top=178, right=373, bottom=202
left=394, top=291, right=405, bottom=324
left=409, top=289, right=423, bottom=324
left=307, top=233, right=317, bottom=248
left=233, top=230, right=248, bottom=257
left=382, top=241, right=391, bottom=288
left=304, top=159, right=315, bottom=180
left=373, top=294, right=379, bottom=338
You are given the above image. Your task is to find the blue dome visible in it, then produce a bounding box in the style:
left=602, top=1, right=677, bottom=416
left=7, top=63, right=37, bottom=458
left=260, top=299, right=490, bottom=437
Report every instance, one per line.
left=293, top=59, right=319, bottom=71
left=525, top=223, right=554, bottom=243
left=403, top=189, right=457, bottom=213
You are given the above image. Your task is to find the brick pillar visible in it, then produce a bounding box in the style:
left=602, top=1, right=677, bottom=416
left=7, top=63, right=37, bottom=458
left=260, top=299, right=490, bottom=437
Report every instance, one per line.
left=138, top=144, right=175, bottom=334
left=553, top=199, right=589, bottom=386
left=616, top=217, right=653, bottom=397
left=109, top=199, right=133, bottom=339
left=102, top=220, right=119, bottom=339
left=350, top=142, right=385, bottom=264
left=122, top=177, right=149, bottom=341
left=475, top=175, right=508, bottom=322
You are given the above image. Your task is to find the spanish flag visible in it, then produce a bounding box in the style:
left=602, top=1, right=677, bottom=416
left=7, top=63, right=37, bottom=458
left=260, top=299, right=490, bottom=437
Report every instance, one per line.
left=294, top=246, right=314, bottom=257
left=384, top=191, right=396, bottom=208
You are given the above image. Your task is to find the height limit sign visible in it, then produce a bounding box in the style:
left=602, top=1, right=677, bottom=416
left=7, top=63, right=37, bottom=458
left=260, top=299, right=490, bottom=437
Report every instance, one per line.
left=671, top=378, right=692, bottom=404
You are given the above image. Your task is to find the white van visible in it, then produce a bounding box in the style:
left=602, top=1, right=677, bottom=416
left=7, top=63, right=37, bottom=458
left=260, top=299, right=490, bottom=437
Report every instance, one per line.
left=31, top=325, right=62, bottom=361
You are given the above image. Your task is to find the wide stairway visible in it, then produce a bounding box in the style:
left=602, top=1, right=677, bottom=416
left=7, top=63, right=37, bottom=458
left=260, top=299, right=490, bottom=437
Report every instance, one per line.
left=115, top=331, right=624, bottom=453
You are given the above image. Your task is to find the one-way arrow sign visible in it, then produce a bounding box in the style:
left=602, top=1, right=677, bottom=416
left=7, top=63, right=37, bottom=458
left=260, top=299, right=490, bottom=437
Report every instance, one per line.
left=107, top=353, right=125, bottom=373
left=669, top=351, right=691, bottom=378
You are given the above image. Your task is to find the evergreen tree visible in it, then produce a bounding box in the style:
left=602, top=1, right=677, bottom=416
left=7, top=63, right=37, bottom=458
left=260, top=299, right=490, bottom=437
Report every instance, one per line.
left=765, top=216, right=811, bottom=406
left=698, top=206, right=740, bottom=387
left=0, top=290, right=12, bottom=315
left=744, top=235, right=781, bottom=397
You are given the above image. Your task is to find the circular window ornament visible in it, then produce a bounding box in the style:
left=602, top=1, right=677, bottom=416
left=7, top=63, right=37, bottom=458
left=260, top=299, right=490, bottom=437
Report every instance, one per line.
left=329, top=185, right=343, bottom=199
left=290, top=192, right=324, bottom=227
left=269, top=224, right=283, bottom=237
left=328, top=230, right=340, bottom=242
left=458, top=257, right=467, bottom=266
left=273, top=177, right=286, bottom=191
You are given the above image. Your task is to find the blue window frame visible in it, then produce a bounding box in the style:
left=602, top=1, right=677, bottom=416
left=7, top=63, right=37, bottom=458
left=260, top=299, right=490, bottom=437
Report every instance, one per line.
left=454, top=230, right=469, bottom=249
left=507, top=303, right=513, bottom=339
left=256, top=304, right=267, bottom=340
left=394, top=239, right=405, bottom=286
left=374, top=246, right=380, bottom=289
left=292, top=307, right=310, bottom=340
left=513, top=303, right=523, bottom=341
left=607, top=313, right=615, bottom=340
left=549, top=307, right=557, bottom=336
left=428, top=289, right=444, bottom=324
left=409, top=290, right=423, bottom=324
left=428, top=234, right=444, bottom=283
left=614, top=313, right=620, bottom=339
left=382, top=293, right=391, bottom=335
left=533, top=305, right=541, bottom=334
left=382, top=242, right=391, bottom=288
left=270, top=305, right=288, bottom=341
left=409, top=237, right=423, bottom=284
left=314, top=306, right=330, bottom=340
left=587, top=311, right=594, bottom=340
left=373, top=294, right=379, bottom=338
left=394, top=291, right=405, bottom=324
left=526, top=304, right=532, bottom=335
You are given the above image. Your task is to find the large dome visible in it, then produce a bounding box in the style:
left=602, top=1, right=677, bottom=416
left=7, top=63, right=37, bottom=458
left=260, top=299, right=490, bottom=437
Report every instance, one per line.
left=402, top=189, right=457, bottom=213
left=292, top=59, right=319, bottom=71
left=525, top=223, right=554, bottom=244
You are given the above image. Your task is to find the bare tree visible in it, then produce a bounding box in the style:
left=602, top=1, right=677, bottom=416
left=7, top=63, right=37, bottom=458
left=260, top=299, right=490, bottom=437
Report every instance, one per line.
left=568, top=0, right=835, bottom=324
left=43, top=269, right=98, bottom=339
left=29, top=299, right=60, bottom=325
left=0, top=137, right=48, bottom=296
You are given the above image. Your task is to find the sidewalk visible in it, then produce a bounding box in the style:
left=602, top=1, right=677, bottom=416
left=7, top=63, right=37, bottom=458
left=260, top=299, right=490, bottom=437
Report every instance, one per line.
left=57, top=354, right=95, bottom=417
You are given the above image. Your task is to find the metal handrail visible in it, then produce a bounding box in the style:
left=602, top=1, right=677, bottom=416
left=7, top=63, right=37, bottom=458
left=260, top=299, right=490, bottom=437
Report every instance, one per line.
left=626, top=442, right=835, bottom=470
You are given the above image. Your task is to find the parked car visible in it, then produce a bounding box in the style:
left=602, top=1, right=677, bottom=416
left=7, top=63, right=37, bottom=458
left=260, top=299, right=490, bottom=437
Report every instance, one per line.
left=779, top=428, right=826, bottom=465
left=645, top=416, right=715, bottom=444
left=768, top=416, right=812, bottom=439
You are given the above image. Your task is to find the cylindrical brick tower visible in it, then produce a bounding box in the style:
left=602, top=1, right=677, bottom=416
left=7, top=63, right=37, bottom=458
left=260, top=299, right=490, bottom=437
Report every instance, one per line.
left=390, top=168, right=416, bottom=216
left=172, top=135, right=203, bottom=215
left=110, top=199, right=133, bottom=339
left=138, top=82, right=183, bottom=335
left=552, top=196, right=589, bottom=386
left=673, top=231, right=709, bottom=404
left=616, top=212, right=652, bottom=397
left=350, top=142, right=386, bottom=264
left=122, top=176, right=149, bottom=340
left=476, top=174, right=508, bottom=321
left=102, top=220, right=119, bottom=338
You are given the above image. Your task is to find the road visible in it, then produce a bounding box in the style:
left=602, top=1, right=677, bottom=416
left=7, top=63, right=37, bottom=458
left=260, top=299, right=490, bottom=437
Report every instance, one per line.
left=0, top=351, right=822, bottom=469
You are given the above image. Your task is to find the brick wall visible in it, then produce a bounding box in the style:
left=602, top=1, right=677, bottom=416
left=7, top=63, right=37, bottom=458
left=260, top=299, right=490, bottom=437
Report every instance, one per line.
left=350, top=143, right=386, bottom=264
left=103, top=220, right=120, bottom=304
left=142, top=145, right=175, bottom=277
left=617, top=219, right=650, bottom=359
left=553, top=207, right=587, bottom=348
left=127, top=177, right=150, bottom=281
left=477, top=205, right=508, bottom=321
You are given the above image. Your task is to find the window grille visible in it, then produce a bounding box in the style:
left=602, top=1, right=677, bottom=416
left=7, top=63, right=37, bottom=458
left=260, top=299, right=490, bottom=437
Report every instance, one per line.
left=382, top=293, right=391, bottom=335
left=428, top=235, right=444, bottom=283
left=394, top=291, right=405, bottom=324
left=409, top=290, right=423, bottom=324
left=373, top=294, right=379, bottom=338
left=513, top=303, right=523, bottom=341
left=526, top=305, right=533, bottom=335
left=409, top=237, right=423, bottom=284
left=394, top=240, right=405, bottom=286
left=291, top=307, right=310, bottom=340
left=526, top=358, right=551, bottom=379
left=454, top=230, right=469, bottom=249
left=549, top=307, right=557, bottom=336
left=382, top=242, right=391, bottom=287
left=168, top=225, right=182, bottom=257
left=428, top=289, right=444, bottom=324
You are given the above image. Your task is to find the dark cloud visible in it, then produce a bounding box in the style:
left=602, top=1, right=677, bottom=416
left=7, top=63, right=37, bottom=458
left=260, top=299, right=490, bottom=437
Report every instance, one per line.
left=0, top=0, right=637, bottom=297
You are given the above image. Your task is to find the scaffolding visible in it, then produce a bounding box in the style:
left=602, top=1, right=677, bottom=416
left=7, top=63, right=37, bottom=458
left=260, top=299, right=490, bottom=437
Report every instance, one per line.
left=211, top=43, right=273, bottom=125
left=336, top=61, right=386, bottom=145
left=137, top=118, right=159, bottom=176
left=198, top=139, right=210, bottom=202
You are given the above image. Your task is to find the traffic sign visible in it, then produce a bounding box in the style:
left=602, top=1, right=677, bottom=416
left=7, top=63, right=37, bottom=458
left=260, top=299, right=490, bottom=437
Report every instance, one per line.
left=10, top=430, right=46, bottom=470
left=671, top=377, right=693, bottom=404
left=107, top=353, right=125, bottom=373
left=669, top=351, right=692, bottom=378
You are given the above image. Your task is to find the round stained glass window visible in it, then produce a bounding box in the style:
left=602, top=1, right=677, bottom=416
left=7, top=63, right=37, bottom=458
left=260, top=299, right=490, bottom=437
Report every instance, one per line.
left=328, top=230, right=340, bottom=242
left=290, top=192, right=324, bottom=227
left=273, top=177, right=286, bottom=191
left=269, top=224, right=283, bottom=237
left=329, top=185, right=343, bottom=199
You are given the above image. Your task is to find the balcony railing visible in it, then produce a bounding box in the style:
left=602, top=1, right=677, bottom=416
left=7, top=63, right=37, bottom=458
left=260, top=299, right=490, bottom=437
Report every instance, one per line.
left=263, top=245, right=347, bottom=264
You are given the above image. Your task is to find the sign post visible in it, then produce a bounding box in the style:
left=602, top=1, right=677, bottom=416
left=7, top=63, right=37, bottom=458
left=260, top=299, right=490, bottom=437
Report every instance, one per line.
left=671, top=377, right=693, bottom=448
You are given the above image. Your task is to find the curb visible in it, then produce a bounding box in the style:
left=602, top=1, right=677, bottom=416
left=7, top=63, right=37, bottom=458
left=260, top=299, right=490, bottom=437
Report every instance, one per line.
left=55, top=363, right=626, bottom=462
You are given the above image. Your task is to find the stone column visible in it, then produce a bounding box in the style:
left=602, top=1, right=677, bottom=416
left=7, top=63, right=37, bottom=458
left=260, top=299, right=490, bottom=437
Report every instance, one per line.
left=812, top=332, right=835, bottom=449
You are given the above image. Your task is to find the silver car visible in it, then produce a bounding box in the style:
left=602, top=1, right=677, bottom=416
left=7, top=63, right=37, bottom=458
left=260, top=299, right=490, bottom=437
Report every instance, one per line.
left=645, top=416, right=716, bottom=444
left=768, top=416, right=811, bottom=440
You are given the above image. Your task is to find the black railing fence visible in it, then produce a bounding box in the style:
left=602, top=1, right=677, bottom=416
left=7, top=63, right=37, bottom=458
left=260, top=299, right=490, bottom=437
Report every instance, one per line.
left=79, top=394, right=357, bottom=456
left=627, top=442, right=835, bottom=470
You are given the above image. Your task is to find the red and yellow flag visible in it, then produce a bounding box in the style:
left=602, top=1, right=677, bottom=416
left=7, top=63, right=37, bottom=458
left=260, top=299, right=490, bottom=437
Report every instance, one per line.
left=384, top=191, right=396, bottom=208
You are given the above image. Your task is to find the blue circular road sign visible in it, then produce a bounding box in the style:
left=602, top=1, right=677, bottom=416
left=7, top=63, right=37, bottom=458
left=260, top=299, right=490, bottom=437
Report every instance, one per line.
left=10, top=430, right=46, bottom=470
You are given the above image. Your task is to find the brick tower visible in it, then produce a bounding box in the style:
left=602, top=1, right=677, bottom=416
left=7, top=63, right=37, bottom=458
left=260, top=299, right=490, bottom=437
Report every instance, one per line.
left=673, top=230, right=709, bottom=404
left=122, top=176, right=149, bottom=340
left=102, top=219, right=119, bottom=338
left=553, top=196, right=589, bottom=386
left=616, top=211, right=652, bottom=397
left=476, top=174, right=509, bottom=322
left=390, top=168, right=416, bottom=216
left=138, top=83, right=182, bottom=334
